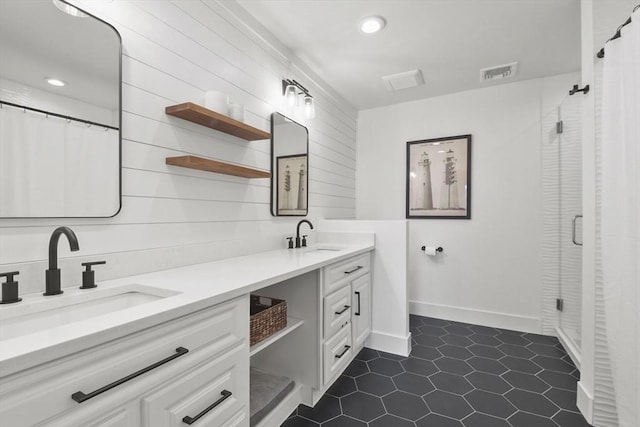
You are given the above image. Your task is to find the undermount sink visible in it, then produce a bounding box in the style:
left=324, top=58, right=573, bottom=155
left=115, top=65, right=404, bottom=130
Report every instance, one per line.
left=302, top=246, right=342, bottom=254
left=0, top=284, right=180, bottom=341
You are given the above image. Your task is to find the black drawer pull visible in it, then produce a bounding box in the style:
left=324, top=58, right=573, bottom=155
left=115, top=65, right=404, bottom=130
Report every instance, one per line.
left=355, top=291, right=361, bottom=316
left=183, top=390, right=232, bottom=425
left=344, top=265, right=363, bottom=275
left=335, top=305, right=350, bottom=315
left=71, top=347, right=189, bottom=403
left=335, top=345, right=351, bottom=359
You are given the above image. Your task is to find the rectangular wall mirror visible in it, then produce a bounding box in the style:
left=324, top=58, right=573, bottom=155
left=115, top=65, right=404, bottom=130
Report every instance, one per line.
left=270, top=113, right=309, bottom=216
left=0, top=0, right=122, bottom=218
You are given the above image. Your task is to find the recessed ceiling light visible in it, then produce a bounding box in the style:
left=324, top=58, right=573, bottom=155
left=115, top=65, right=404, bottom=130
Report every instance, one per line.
left=45, top=78, right=66, bottom=87
left=359, top=16, right=386, bottom=34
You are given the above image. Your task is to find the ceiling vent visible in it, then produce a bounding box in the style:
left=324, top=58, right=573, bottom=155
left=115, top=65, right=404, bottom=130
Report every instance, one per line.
left=382, top=69, right=424, bottom=91
left=480, top=62, right=518, bottom=82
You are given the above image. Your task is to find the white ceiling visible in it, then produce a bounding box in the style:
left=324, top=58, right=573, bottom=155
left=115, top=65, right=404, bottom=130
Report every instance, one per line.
left=237, top=0, right=582, bottom=110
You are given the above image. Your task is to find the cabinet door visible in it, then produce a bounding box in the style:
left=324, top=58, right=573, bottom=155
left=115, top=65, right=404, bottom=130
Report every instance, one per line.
left=141, top=343, right=249, bottom=427
left=351, top=274, right=371, bottom=349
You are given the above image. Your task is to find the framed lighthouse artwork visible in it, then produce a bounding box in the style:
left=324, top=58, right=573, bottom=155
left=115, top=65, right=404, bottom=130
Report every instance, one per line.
left=406, top=135, right=471, bottom=219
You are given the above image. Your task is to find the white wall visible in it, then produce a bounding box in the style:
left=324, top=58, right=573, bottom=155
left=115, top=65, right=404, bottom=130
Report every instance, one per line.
left=0, top=0, right=356, bottom=296
left=357, top=73, right=578, bottom=333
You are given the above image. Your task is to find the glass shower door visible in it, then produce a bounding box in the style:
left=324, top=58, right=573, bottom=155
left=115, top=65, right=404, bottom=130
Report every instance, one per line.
left=542, top=93, right=583, bottom=356
left=557, top=94, right=583, bottom=349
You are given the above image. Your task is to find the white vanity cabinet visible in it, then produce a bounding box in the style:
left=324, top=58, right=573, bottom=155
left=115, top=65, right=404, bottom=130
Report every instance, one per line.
left=0, top=296, right=249, bottom=427
left=321, top=252, right=371, bottom=386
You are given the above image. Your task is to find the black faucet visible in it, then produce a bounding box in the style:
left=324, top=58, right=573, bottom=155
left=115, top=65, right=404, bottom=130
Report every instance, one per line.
left=295, top=220, right=314, bottom=248
left=44, top=226, right=79, bottom=296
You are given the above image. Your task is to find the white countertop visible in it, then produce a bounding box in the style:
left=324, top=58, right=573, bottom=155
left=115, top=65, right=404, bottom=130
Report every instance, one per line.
left=0, top=242, right=374, bottom=376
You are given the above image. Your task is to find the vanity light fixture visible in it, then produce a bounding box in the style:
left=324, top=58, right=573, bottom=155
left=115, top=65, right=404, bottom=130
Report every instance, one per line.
left=52, top=0, right=88, bottom=18
left=282, top=79, right=315, bottom=119
left=45, top=77, right=66, bottom=87
left=359, top=15, right=386, bottom=34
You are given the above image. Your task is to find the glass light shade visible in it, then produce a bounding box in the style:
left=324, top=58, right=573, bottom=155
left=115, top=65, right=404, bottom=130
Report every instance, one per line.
left=303, top=96, right=315, bottom=119
left=52, top=0, right=88, bottom=17
left=284, top=84, right=298, bottom=107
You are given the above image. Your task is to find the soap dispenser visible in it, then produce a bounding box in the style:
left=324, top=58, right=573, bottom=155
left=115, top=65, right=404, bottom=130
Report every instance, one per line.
left=0, top=271, right=22, bottom=304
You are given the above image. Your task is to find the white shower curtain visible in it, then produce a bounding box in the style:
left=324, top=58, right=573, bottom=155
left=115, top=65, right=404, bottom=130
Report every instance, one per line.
left=600, top=8, right=640, bottom=427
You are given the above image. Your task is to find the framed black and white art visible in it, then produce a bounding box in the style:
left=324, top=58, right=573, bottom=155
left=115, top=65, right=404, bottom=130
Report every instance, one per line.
left=406, top=134, right=471, bottom=219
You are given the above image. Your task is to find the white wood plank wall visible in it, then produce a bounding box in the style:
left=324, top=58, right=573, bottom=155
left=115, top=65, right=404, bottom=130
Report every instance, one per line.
left=0, top=0, right=357, bottom=295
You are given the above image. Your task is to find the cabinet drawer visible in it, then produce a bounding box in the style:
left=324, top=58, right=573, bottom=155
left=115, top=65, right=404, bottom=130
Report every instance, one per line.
left=323, top=253, right=370, bottom=296
left=142, top=342, right=249, bottom=427
left=323, top=326, right=352, bottom=385
left=1, top=296, right=248, bottom=427
left=323, top=286, right=351, bottom=339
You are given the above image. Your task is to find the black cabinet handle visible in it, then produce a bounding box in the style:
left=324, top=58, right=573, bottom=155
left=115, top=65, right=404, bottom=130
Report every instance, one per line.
left=183, top=390, right=232, bottom=425
left=71, top=347, right=189, bottom=403
left=355, top=291, right=361, bottom=316
left=335, top=305, right=350, bottom=315
left=344, top=265, right=363, bottom=275
left=335, top=345, right=351, bottom=359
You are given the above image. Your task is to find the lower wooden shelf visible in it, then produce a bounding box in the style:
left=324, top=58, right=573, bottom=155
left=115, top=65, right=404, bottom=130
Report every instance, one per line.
left=250, top=317, right=304, bottom=357
left=166, top=155, right=271, bottom=179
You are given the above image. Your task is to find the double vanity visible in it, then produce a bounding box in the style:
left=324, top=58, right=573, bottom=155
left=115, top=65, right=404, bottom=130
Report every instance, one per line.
left=0, top=234, right=374, bottom=427
left=0, top=2, right=371, bottom=426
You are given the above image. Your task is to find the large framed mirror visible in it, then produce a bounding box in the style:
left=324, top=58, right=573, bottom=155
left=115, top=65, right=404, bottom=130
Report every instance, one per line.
left=270, top=113, right=309, bottom=216
left=0, top=0, right=121, bottom=218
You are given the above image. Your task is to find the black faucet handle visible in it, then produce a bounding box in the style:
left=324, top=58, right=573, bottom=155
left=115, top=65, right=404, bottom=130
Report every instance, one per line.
left=302, top=235, right=308, bottom=247
left=0, top=271, right=21, bottom=304
left=82, top=261, right=106, bottom=268
left=286, top=237, right=294, bottom=249
left=80, top=261, right=106, bottom=289
left=0, top=271, right=19, bottom=281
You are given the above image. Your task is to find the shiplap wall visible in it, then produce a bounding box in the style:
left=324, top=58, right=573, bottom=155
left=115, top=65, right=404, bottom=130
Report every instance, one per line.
left=0, top=0, right=357, bottom=295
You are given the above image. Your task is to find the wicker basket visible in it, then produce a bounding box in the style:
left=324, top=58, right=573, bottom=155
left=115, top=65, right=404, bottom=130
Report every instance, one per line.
left=250, top=295, right=287, bottom=346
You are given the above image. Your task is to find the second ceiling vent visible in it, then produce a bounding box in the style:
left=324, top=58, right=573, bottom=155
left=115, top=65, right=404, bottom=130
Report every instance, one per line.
left=480, top=61, right=518, bottom=82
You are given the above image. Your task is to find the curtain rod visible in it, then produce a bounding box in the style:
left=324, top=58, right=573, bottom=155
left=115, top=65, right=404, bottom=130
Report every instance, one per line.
left=597, top=4, right=640, bottom=58
left=0, top=100, right=118, bottom=130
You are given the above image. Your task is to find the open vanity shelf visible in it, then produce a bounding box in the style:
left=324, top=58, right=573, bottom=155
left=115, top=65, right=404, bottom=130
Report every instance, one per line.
left=165, top=102, right=270, bottom=141
left=165, top=155, right=271, bottom=179
left=250, top=317, right=304, bottom=357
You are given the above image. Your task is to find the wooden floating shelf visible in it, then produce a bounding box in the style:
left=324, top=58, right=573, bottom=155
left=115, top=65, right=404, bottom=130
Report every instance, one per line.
left=166, top=155, right=271, bottom=179
left=250, top=317, right=304, bottom=357
left=165, top=102, right=270, bottom=141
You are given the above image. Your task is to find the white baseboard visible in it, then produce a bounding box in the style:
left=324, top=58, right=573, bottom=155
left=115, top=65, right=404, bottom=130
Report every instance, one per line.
left=410, top=301, right=541, bottom=334
left=555, top=327, right=581, bottom=370
left=577, top=381, right=594, bottom=424
left=365, top=331, right=412, bottom=357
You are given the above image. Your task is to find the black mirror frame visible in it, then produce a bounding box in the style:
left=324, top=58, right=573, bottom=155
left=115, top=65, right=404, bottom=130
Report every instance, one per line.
left=269, top=113, right=309, bottom=217
left=1, top=0, right=122, bottom=219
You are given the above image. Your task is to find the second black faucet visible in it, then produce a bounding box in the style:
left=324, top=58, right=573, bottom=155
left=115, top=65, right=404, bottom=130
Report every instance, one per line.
left=295, top=219, right=313, bottom=248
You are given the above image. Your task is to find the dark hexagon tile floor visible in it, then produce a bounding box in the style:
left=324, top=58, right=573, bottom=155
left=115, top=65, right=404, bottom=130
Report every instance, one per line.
left=282, top=315, right=592, bottom=426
